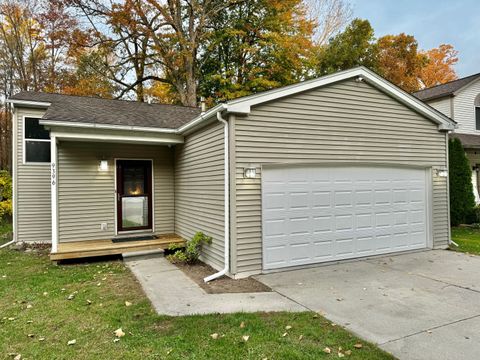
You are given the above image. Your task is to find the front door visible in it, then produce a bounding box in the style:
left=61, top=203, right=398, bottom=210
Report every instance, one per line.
left=116, top=160, right=153, bottom=232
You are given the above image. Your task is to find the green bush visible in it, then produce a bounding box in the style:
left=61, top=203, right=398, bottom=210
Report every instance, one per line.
left=0, top=170, right=12, bottom=219
left=449, top=138, right=475, bottom=226
left=167, top=232, right=212, bottom=264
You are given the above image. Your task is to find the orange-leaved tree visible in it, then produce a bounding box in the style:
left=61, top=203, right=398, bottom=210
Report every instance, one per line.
left=377, top=33, right=427, bottom=93
left=419, top=44, right=458, bottom=88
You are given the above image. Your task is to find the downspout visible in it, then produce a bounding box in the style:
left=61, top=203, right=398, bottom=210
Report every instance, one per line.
left=0, top=239, right=15, bottom=249
left=204, top=112, right=230, bottom=282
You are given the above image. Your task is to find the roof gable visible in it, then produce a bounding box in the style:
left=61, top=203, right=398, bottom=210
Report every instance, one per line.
left=220, top=67, right=455, bottom=131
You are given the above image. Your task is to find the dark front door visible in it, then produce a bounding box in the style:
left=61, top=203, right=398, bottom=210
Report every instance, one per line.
left=116, top=160, right=153, bottom=232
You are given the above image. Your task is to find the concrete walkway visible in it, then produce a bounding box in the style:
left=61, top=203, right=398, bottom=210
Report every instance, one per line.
left=125, top=257, right=306, bottom=316
left=257, top=250, right=480, bottom=360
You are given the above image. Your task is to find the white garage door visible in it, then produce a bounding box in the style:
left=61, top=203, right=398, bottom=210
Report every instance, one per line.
left=262, top=165, right=429, bottom=270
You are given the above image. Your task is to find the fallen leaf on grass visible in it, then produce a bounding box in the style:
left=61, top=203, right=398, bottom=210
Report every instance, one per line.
left=353, top=343, right=363, bottom=349
left=67, top=294, right=75, bottom=300
left=86, top=300, right=92, bottom=305
left=242, top=335, right=250, bottom=342
left=345, top=350, right=352, bottom=355
left=240, top=321, right=245, bottom=328
left=27, top=334, right=34, bottom=338
left=113, top=338, right=120, bottom=343
left=67, top=339, right=76, bottom=346
left=323, top=347, right=331, bottom=354
left=39, top=337, right=45, bottom=342
left=14, top=355, right=21, bottom=360
left=282, top=332, right=288, bottom=337
left=210, top=333, right=219, bottom=340
left=338, top=352, right=345, bottom=358
left=26, top=304, right=32, bottom=309
left=114, top=328, right=125, bottom=338
left=298, top=335, right=304, bottom=341
left=285, top=325, right=292, bottom=330
left=125, top=301, right=132, bottom=307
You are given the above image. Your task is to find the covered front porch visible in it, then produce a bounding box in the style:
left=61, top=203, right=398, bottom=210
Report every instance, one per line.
left=47, top=123, right=185, bottom=260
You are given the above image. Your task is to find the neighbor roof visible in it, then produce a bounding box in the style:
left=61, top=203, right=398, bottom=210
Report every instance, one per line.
left=451, top=133, right=480, bottom=149
left=413, top=73, right=480, bottom=102
left=8, top=92, right=201, bottom=129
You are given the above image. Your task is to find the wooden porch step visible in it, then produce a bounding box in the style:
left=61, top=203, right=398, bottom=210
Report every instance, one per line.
left=50, top=234, right=184, bottom=261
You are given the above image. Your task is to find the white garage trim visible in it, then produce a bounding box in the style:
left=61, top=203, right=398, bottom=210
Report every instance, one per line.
left=261, top=163, right=433, bottom=270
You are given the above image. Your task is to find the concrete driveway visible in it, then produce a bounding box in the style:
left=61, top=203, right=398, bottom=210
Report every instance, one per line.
left=257, top=250, right=480, bottom=360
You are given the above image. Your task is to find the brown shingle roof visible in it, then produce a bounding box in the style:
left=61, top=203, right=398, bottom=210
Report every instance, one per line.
left=413, top=73, right=480, bottom=101
left=451, top=133, right=480, bottom=149
left=9, top=91, right=201, bottom=129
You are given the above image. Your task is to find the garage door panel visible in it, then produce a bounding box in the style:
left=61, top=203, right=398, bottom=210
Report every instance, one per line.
left=263, top=166, right=429, bottom=270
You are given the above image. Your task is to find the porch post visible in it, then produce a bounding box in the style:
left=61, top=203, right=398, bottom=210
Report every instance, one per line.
left=50, top=135, right=58, bottom=253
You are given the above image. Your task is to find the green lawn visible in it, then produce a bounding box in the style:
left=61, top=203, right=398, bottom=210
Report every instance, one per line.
left=0, top=220, right=12, bottom=245
left=451, top=226, right=480, bottom=255
left=0, top=249, right=393, bottom=360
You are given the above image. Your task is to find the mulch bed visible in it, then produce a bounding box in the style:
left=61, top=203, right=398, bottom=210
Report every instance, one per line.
left=174, top=261, right=271, bottom=294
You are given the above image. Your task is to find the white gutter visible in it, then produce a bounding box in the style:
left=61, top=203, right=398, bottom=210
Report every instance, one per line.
left=204, top=111, right=230, bottom=282
left=6, top=99, right=51, bottom=108
left=177, top=104, right=226, bottom=134
left=39, top=120, right=178, bottom=134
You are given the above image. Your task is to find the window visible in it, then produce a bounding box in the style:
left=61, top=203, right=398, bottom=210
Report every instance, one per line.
left=476, top=94, right=480, bottom=130
left=24, top=117, right=50, bottom=163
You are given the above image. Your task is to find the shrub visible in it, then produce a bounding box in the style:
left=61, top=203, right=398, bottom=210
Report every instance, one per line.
left=449, top=138, right=475, bottom=226
left=167, top=232, right=212, bottom=264
left=0, top=170, right=12, bottom=219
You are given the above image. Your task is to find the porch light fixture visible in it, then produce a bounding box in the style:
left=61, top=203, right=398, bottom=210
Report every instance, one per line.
left=99, top=160, right=109, bottom=171
left=436, top=168, right=448, bottom=177
left=244, top=166, right=256, bottom=179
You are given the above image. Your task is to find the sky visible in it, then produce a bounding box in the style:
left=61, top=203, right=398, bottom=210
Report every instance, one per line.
left=351, top=0, right=480, bottom=77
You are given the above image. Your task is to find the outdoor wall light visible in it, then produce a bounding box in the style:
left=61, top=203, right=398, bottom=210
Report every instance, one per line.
left=244, top=167, right=256, bottom=179
left=436, top=168, right=448, bottom=177
left=99, top=160, right=109, bottom=171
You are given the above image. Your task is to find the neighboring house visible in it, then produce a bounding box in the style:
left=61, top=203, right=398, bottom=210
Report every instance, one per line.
left=414, top=73, right=480, bottom=202
left=8, top=67, right=455, bottom=279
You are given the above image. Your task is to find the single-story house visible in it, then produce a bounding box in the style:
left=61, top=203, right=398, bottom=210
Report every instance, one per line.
left=8, top=67, right=455, bottom=279
left=413, top=72, right=480, bottom=202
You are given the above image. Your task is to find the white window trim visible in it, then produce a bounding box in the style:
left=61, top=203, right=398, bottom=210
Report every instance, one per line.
left=22, top=115, right=51, bottom=165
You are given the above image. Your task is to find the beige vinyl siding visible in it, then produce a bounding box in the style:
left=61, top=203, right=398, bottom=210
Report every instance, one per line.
left=233, top=79, right=450, bottom=275
left=452, top=79, right=480, bottom=134
left=15, top=107, right=51, bottom=243
left=58, top=142, right=174, bottom=242
left=175, top=121, right=225, bottom=270
left=427, top=98, right=451, bottom=118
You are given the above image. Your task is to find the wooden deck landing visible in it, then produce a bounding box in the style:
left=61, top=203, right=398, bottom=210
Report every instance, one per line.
left=50, top=234, right=184, bottom=261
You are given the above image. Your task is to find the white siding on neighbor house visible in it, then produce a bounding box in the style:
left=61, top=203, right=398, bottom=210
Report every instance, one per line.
left=232, top=79, right=450, bottom=275
left=174, top=121, right=225, bottom=270
left=58, top=141, right=174, bottom=242
left=451, top=79, right=480, bottom=134
left=428, top=98, right=451, bottom=118
left=14, top=107, right=51, bottom=243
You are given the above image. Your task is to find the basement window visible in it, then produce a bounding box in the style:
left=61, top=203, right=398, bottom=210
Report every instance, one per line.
left=24, top=117, right=50, bottom=163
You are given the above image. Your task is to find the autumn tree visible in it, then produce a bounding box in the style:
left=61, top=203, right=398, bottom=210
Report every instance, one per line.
left=376, top=33, right=427, bottom=92
left=200, top=0, right=316, bottom=103
left=316, top=18, right=378, bottom=75
left=419, top=44, right=458, bottom=88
